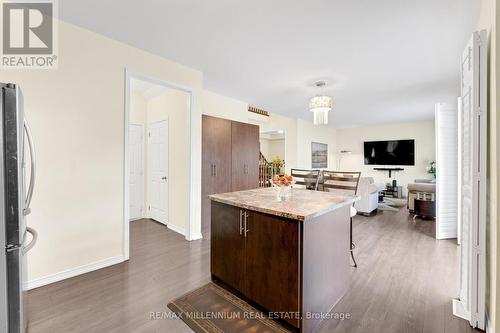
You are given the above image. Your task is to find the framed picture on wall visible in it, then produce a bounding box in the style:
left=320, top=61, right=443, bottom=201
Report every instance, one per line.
left=311, top=142, right=328, bottom=168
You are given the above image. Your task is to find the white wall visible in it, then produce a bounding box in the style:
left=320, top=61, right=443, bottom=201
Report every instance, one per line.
left=258, top=113, right=299, bottom=173
left=296, top=119, right=337, bottom=170
left=130, top=92, right=147, bottom=125
left=269, top=139, right=286, bottom=161
left=0, top=20, right=203, bottom=283
left=202, top=90, right=250, bottom=123
left=260, top=138, right=285, bottom=161
left=336, top=121, right=436, bottom=196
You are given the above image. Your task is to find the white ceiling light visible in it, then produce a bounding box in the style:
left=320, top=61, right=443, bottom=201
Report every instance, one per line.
left=309, top=81, right=333, bottom=125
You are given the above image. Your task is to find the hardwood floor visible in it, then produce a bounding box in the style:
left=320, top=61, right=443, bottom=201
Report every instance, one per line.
left=318, top=209, right=477, bottom=333
left=27, top=212, right=477, bottom=333
left=28, top=219, right=210, bottom=333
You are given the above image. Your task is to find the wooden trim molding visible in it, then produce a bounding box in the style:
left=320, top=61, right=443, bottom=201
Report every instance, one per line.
left=248, top=106, right=269, bottom=117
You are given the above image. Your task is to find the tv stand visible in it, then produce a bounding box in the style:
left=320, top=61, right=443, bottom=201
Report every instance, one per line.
left=373, top=167, right=404, bottom=178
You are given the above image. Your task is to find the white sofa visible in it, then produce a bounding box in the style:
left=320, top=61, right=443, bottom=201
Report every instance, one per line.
left=355, top=177, right=382, bottom=215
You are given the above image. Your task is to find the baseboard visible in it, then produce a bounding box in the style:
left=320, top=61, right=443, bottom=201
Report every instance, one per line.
left=452, top=298, right=471, bottom=321
left=26, top=255, right=125, bottom=290
left=167, top=223, right=186, bottom=236
left=188, top=232, right=203, bottom=241
left=167, top=224, right=203, bottom=241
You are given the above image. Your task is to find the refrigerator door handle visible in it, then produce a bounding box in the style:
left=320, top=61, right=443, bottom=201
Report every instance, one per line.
left=22, top=227, right=37, bottom=254
left=23, top=118, right=36, bottom=216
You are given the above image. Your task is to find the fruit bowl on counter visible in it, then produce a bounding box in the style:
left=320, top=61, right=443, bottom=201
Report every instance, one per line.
left=270, top=174, right=295, bottom=200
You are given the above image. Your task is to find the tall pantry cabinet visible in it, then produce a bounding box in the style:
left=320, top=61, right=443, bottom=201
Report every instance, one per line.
left=201, top=115, right=259, bottom=235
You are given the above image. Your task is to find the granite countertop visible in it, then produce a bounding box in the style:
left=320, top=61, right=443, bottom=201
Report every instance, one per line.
left=209, top=187, right=358, bottom=221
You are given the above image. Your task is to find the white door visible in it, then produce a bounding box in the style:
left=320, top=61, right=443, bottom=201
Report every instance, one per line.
left=455, top=30, right=486, bottom=330
left=129, top=124, right=144, bottom=220
left=148, top=120, right=168, bottom=225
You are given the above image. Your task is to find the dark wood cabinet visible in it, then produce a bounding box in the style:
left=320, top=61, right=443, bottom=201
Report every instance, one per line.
left=201, top=115, right=232, bottom=235
left=210, top=194, right=351, bottom=333
left=202, top=116, right=259, bottom=236
left=245, top=211, right=300, bottom=327
left=211, top=201, right=301, bottom=328
left=231, top=120, right=260, bottom=191
left=210, top=202, right=246, bottom=292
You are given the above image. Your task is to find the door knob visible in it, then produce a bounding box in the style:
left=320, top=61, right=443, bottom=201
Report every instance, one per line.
left=162, top=176, right=167, bottom=180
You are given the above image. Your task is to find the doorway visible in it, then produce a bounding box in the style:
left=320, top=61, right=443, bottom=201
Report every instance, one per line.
left=128, top=78, right=170, bottom=226
left=124, top=70, right=193, bottom=260
left=259, top=129, right=286, bottom=187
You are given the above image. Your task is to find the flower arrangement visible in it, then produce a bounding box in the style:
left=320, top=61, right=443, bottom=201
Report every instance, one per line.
left=270, top=156, right=284, bottom=175
left=271, top=156, right=284, bottom=169
left=271, top=174, right=294, bottom=200
left=272, top=174, right=294, bottom=187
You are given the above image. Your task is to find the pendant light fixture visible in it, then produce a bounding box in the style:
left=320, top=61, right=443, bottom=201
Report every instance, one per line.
left=309, top=81, right=333, bottom=125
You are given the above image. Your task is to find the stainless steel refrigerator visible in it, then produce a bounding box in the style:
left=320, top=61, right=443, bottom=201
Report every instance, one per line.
left=0, top=83, right=36, bottom=333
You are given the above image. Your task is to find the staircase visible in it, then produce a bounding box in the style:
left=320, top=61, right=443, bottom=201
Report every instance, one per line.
left=259, top=152, right=283, bottom=187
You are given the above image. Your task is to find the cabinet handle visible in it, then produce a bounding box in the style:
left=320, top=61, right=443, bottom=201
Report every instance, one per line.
left=239, top=210, right=245, bottom=235
left=210, top=164, right=214, bottom=176
left=244, top=212, right=250, bottom=237
left=214, top=164, right=217, bottom=177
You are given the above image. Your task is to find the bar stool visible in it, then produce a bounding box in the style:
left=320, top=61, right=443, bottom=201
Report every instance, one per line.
left=290, top=169, right=321, bottom=191
left=321, top=170, right=361, bottom=267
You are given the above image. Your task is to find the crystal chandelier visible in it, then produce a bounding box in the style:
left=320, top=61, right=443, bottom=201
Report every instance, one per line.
left=309, top=81, right=333, bottom=125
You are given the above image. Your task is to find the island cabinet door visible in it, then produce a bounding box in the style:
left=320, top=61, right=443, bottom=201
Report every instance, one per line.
left=211, top=202, right=246, bottom=292
left=244, top=211, right=301, bottom=329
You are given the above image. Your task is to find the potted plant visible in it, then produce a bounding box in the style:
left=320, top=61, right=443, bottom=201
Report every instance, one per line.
left=427, top=161, right=436, bottom=178
left=270, top=156, right=284, bottom=175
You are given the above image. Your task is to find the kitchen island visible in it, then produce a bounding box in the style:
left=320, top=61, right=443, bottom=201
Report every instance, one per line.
left=209, top=187, right=356, bottom=332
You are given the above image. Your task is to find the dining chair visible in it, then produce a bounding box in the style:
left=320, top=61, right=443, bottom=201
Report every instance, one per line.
left=322, top=170, right=361, bottom=267
left=290, top=169, right=321, bottom=191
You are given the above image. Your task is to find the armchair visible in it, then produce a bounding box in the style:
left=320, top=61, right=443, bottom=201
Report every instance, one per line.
left=355, top=177, right=382, bottom=215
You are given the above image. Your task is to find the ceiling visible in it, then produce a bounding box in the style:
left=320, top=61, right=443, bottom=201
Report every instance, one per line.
left=60, top=0, right=479, bottom=128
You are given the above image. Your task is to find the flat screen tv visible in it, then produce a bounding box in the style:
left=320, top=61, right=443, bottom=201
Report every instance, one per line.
left=364, top=140, right=415, bottom=166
